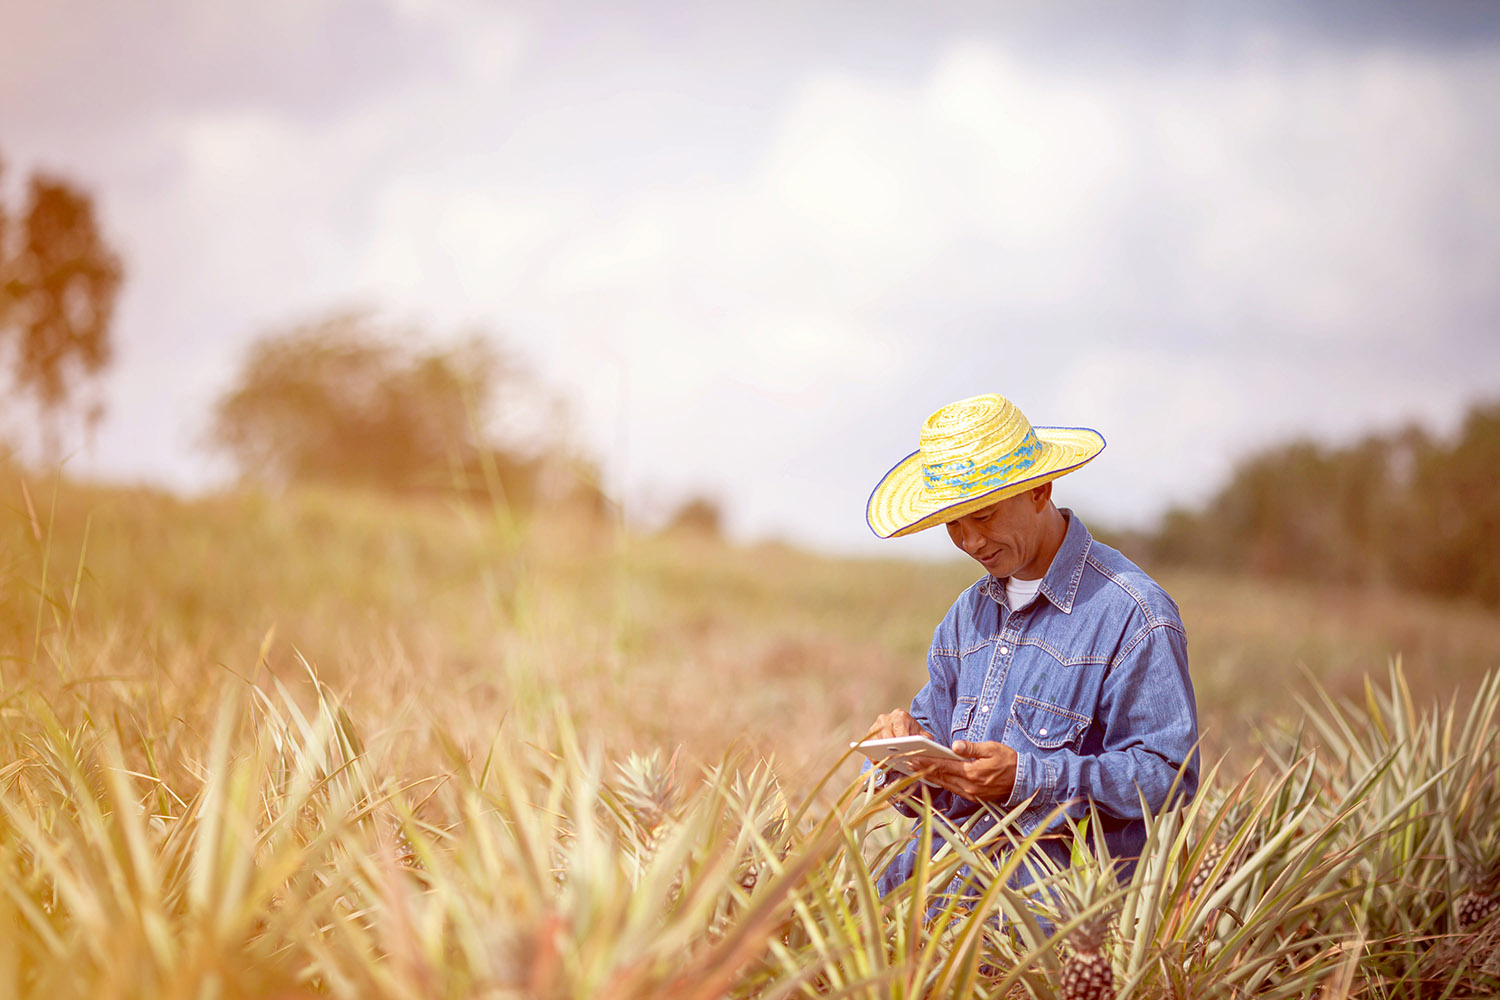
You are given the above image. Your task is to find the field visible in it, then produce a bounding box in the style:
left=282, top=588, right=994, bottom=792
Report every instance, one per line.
left=4, top=470, right=1500, bottom=998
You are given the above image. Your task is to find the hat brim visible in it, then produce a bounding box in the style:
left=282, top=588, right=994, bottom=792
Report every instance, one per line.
left=865, top=426, right=1106, bottom=539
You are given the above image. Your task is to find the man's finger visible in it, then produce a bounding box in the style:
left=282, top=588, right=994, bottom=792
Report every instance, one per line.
left=944, top=777, right=974, bottom=798
left=879, top=710, right=912, bottom=738
left=952, top=740, right=1002, bottom=759
left=921, top=771, right=965, bottom=796
left=870, top=710, right=912, bottom=739
left=915, top=758, right=965, bottom=779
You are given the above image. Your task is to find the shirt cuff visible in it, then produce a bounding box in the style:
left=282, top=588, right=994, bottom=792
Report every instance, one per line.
left=1004, top=751, right=1041, bottom=810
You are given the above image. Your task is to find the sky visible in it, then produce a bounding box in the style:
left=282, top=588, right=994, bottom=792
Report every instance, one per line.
left=3, top=0, right=1500, bottom=557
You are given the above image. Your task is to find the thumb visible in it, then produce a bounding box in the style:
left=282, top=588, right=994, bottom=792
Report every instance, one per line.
left=951, top=740, right=974, bottom=758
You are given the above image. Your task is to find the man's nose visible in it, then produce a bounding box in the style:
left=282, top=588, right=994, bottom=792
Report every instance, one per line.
left=957, top=519, right=983, bottom=553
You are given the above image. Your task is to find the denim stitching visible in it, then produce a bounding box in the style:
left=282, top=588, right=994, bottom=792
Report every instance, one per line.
left=1012, top=635, right=1112, bottom=667
left=1039, top=525, right=1090, bottom=614
left=1084, top=553, right=1161, bottom=625
left=1011, top=694, right=1091, bottom=726
left=1062, top=533, right=1090, bottom=612
left=1112, top=620, right=1184, bottom=668
left=951, top=696, right=978, bottom=736
left=1008, top=700, right=1089, bottom=752
left=1003, top=744, right=1026, bottom=808
left=978, top=634, right=1011, bottom=720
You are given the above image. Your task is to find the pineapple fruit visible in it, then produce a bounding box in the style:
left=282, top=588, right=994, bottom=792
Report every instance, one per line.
left=1188, top=791, right=1255, bottom=902
left=1457, top=890, right=1500, bottom=929
left=1187, top=838, right=1228, bottom=900
left=1456, top=856, right=1500, bottom=930
left=1060, top=913, right=1116, bottom=1000
left=1055, top=854, right=1120, bottom=1000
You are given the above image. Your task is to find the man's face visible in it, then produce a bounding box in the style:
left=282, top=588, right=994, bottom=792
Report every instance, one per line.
left=944, top=488, right=1048, bottom=580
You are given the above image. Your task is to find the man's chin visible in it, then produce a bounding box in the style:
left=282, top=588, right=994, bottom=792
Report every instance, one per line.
left=978, top=556, right=1015, bottom=578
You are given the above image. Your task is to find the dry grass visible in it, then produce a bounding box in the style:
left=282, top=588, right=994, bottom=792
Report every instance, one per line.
left=5, top=472, right=1499, bottom=785
left=5, top=469, right=1500, bottom=998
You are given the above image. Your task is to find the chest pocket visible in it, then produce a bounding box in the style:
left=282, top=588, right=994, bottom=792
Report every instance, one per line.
left=949, top=696, right=977, bottom=738
left=1006, top=695, right=1089, bottom=752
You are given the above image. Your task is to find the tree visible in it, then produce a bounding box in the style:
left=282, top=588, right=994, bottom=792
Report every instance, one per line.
left=662, top=494, right=725, bottom=538
left=208, top=311, right=607, bottom=515
left=1147, top=401, right=1500, bottom=608
left=209, top=312, right=506, bottom=491
left=0, top=160, right=123, bottom=455
left=1398, top=404, right=1500, bottom=605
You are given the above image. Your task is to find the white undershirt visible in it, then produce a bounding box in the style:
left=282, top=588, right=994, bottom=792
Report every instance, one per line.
left=1005, top=574, right=1043, bottom=611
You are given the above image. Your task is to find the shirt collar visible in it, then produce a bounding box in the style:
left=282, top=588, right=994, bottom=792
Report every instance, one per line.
left=1038, top=509, right=1091, bottom=614
left=979, top=508, right=1092, bottom=614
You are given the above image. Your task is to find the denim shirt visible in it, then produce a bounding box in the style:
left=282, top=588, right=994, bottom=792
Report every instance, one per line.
left=875, top=510, right=1199, bottom=896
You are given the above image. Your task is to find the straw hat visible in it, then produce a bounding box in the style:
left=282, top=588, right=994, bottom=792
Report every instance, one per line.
left=866, top=394, right=1105, bottom=538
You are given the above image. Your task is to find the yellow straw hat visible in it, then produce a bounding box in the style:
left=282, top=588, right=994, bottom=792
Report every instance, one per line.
left=866, top=393, right=1106, bottom=539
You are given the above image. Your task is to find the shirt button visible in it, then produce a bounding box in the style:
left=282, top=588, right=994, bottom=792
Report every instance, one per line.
left=1038, top=728, right=1048, bottom=736
left=980, top=705, right=990, bottom=713
left=999, top=646, right=1009, bottom=655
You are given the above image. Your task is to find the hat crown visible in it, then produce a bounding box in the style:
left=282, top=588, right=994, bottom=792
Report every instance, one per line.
left=918, top=394, right=1042, bottom=502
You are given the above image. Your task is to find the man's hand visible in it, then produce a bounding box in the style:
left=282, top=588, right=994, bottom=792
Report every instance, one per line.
left=912, top=740, right=1019, bottom=803
left=867, top=709, right=935, bottom=741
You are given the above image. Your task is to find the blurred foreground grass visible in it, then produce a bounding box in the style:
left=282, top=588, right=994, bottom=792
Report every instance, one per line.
left=5, top=473, right=1500, bottom=998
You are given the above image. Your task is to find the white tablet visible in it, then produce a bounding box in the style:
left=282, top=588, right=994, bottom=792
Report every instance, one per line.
left=850, top=735, right=963, bottom=774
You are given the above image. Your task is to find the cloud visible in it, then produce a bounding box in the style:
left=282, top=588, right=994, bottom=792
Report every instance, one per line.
left=504, top=36, right=1500, bottom=544
left=11, top=9, right=1499, bottom=552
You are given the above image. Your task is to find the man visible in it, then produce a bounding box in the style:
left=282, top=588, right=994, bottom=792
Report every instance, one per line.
left=863, top=393, right=1198, bottom=898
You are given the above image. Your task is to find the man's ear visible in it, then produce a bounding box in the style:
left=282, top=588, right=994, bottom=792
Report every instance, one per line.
left=1031, top=482, right=1053, bottom=510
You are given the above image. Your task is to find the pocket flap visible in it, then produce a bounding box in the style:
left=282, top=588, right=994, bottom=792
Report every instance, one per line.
left=950, top=697, right=977, bottom=735
left=1008, top=696, right=1088, bottom=750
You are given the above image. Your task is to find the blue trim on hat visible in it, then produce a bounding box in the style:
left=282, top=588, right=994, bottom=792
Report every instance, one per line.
left=922, top=431, right=1042, bottom=492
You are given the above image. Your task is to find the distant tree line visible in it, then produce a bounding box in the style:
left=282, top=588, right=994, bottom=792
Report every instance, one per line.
left=1149, top=401, right=1500, bottom=607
